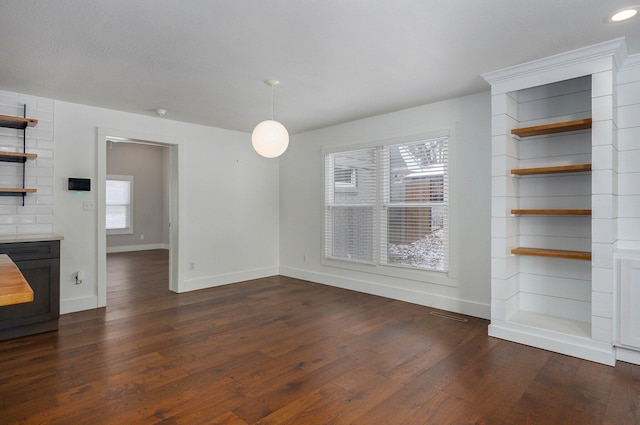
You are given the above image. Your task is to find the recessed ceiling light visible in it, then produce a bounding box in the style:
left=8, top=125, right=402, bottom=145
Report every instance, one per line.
left=607, top=6, right=639, bottom=22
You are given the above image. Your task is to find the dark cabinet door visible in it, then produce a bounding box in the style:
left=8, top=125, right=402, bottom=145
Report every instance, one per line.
left=0, top=259, right=59, bottom=324
left=0, top=241, right=60, bottom=340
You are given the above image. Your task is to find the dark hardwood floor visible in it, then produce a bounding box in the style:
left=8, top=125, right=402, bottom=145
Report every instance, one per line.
left=0, top=249, right=638, bottom=424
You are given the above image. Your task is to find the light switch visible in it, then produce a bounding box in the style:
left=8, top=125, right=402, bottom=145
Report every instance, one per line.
left=83, top=200, right=96, bottom=211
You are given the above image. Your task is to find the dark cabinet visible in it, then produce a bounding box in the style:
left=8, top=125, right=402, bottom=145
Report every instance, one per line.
left=0, top=240, right=60, bottom=340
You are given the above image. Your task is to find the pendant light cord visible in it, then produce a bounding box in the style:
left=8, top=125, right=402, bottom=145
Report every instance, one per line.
left=270, top=84, right=275, bottom=120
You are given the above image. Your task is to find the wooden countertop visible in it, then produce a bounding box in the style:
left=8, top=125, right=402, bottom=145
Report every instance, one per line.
left=0, top=234, right=64, bottom=244
left=0, top=254, right=33, bottom=306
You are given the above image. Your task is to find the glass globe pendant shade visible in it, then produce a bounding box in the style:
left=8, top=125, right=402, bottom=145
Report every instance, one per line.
left=251, top=119, right=289, bottom=158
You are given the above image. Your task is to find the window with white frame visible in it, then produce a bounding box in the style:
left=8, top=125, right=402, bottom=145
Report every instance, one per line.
left=106, top=175, right=133, bottom=235
left=324, top=135, right=448, bottom=272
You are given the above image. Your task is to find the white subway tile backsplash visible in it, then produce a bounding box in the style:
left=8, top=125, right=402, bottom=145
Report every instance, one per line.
left=0, top=215, right=35, bottom=225
left=0, top=225, right=18, bottom=235
left=20, top=205, right=53, bottom=215
left=17, top=224, right=52, bottom=234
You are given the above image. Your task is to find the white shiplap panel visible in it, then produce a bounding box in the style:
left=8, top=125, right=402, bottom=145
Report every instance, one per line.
left=619, top=173, right=640, bottom=196
left=519, top=255, right=591, bottom=280
left=519, top=215, right=591, bottom=237
left=618, top=127, right=640, bottom=152
left=618, top=103, right=640, bottom=128
left=520, top=273, right=591, bottom=301
left=518, top=131, right=591, bottom=161
left=617, top=80, right=640, bottom=107
left=519, top=90, right=592, bottom=123
left=519, top=292, right=591, bottom=322
left=619, top=195, right=640, bottom=217
left=519, top=174, right=591, bottom=197
left=618, top=149, right=640, bottom=173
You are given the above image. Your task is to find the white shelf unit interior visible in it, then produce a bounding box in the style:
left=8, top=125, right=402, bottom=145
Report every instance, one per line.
left=510, top=76, right=593, bottom=334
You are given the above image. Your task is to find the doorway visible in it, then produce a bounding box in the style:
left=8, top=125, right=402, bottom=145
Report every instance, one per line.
left=97, top=128, right=184, bottom=308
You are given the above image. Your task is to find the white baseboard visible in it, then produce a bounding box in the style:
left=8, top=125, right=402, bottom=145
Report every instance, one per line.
left=616, top=346, right=640, bottom=365
left=60, top=295, right=99, bottom=315
left=489, top=322, right=616, bottom=366
left=106, top=243, right=169, bottom=253
left=183, top=266, right=279, bottom=292
left=278, top=266, right=491, bottom=319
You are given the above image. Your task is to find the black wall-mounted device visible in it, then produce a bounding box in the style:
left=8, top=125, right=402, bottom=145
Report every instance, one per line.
left=68, top=178, right=91, bottom=191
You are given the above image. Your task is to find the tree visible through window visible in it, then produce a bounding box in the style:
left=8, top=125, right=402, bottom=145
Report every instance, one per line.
left=324, top=136, right=448, bottom=272
left=106, top=175, right=133, bottom=235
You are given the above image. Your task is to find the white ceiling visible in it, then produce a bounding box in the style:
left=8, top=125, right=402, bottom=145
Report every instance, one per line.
left=1, top=0, right=639, bottom=134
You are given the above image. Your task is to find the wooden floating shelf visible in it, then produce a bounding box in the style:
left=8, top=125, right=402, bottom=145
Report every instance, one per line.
left=511, top=209, right=591, bottom=215
left=511, top=164, right=591, bottom=175
left=0, top=151, right=38, bottom=163
left=0, top=188, right=37, bottom=193
left=0, top=114, right=38, bottom=129
left=511, top=118, right=592, bottom=138
left=511, top=247, right=591, bottom=261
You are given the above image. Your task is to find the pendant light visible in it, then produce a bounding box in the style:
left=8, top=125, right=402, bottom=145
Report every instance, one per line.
left=252, top=80, right=289, bottom=158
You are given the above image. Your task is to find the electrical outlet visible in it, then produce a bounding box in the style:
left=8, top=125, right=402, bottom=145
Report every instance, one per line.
left=140, top=234, right=144, bottom=240
left=189, top=262, right=195, bottom=270
left=83, top=200, right=95, bottom=211
left=303, top=254, right=309, bottom=262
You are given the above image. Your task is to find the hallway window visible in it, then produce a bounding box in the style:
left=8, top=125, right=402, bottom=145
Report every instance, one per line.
left=106, top=175, right=133, bottom=235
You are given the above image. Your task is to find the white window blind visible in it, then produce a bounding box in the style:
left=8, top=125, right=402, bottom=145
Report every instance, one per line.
left=382, top=138, right=448, bottom=271
left=106, top=175, right=133, bottom=235
left=325, top=148, right=377, bottom=263
left=324, top=135, right=448, bottom=272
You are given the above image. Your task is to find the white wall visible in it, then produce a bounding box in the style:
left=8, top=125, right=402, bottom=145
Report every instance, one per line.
left=54, top=101, right=280, bottom=313
left=279, top=91, right=492, bottom=318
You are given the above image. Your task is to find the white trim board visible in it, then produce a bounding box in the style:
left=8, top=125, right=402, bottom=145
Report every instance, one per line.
left=106, top=244, right=169, bottom=253
left=279, top=266, right=490, bottom=319
left=184, top=267, right=279, bottom=292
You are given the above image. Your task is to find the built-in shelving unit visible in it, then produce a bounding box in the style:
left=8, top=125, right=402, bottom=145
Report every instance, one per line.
left=0, top=107, right=38, bottom=205
left=482, top=38, right=625, bottom=365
